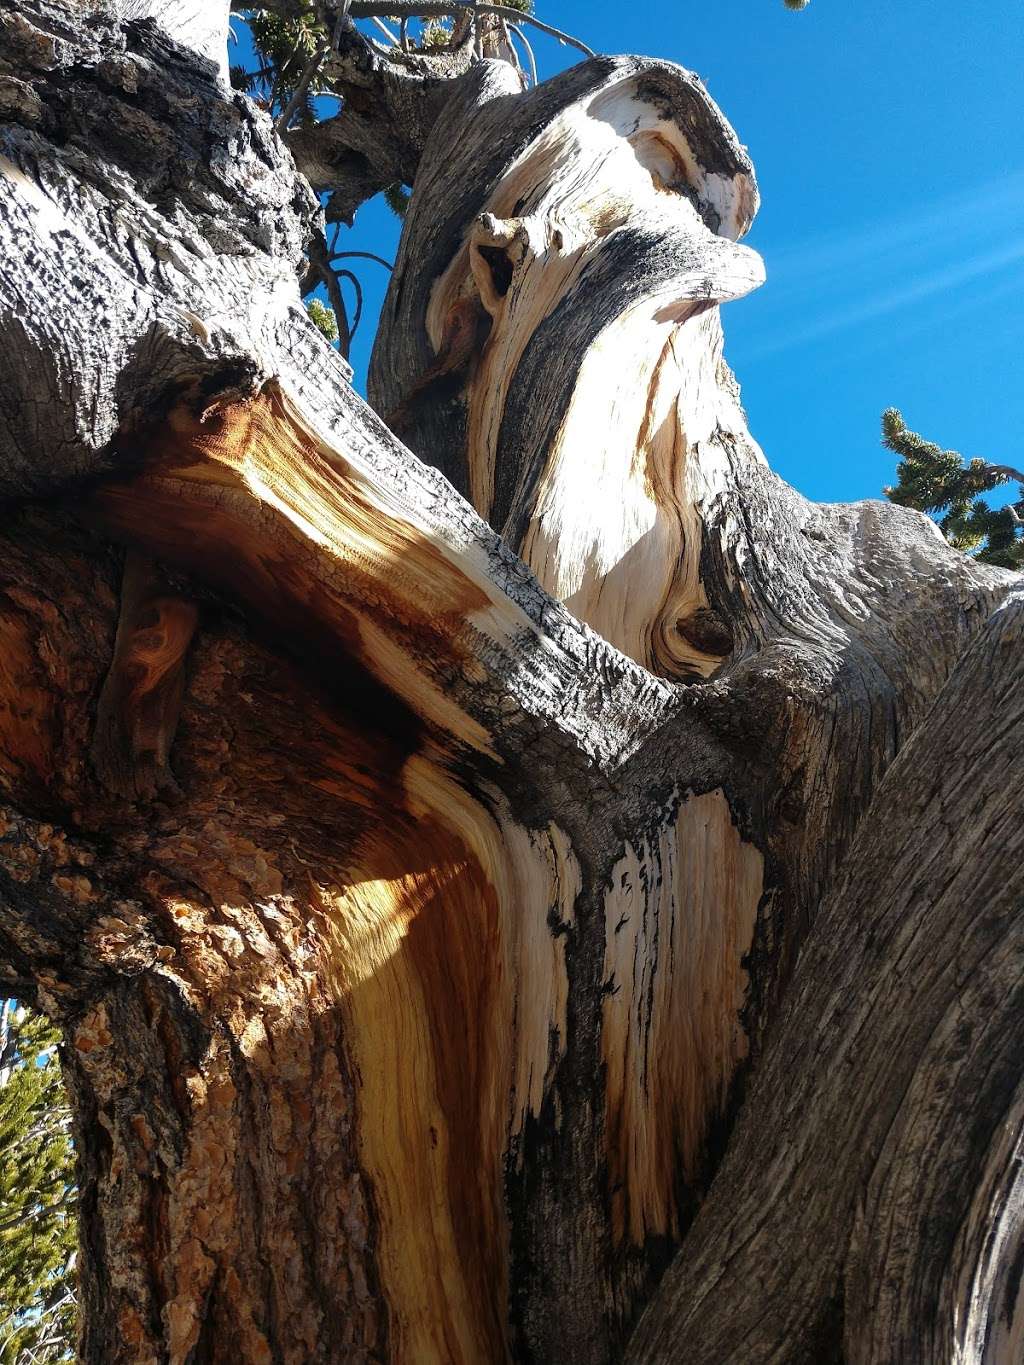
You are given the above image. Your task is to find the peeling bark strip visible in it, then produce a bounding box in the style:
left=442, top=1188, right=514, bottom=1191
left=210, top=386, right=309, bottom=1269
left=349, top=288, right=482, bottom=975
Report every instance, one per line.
left=602, top=791, right=763, bottom=1245
left=91, top=552, right=199, bottom=801
left=1, top=3, right=1023, bottom=1362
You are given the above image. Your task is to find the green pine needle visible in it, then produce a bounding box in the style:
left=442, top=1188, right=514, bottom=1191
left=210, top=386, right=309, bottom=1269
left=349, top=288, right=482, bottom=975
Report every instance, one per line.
left=383, top=183, right=411, bottom=218
left=0, top=1003, right=77, bottom=1362
left=306, top=297, right=338, bottom=343
left=882, top=408, right=1021, bottom=568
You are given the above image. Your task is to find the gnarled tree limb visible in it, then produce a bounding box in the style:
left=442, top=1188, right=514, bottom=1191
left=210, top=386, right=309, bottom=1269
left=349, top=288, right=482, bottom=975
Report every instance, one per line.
left=0, top=3, right=1020, bottom=1362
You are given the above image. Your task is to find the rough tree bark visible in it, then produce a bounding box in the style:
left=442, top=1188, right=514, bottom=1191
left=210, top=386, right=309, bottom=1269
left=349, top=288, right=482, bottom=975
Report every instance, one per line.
left=0, top=2, right=1020, bottom=1362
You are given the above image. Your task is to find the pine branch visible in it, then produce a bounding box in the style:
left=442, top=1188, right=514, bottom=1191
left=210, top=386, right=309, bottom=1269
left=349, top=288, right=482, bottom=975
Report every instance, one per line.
left=882, top=408, right=1024, bottom=570
left=275, top=36, right=329, bottom=130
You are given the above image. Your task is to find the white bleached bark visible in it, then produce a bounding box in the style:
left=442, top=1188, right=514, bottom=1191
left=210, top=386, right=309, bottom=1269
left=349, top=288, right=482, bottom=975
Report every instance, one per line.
left=123, top=0, right=230, bottom=75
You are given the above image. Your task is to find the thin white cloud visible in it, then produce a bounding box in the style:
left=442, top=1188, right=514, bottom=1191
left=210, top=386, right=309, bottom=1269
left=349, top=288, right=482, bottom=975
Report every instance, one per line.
left=741, top=239, right=1024, bottom=359
left=850, top=262, right=1024, bottom=360
left=750, top=168, right=1024, bottom=285
left=735, top=168, right=1024, bottom=361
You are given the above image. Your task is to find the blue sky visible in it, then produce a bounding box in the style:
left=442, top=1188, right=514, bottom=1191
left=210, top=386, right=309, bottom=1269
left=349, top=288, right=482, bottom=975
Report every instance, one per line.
left=232, top=1, right=1023, bottom=505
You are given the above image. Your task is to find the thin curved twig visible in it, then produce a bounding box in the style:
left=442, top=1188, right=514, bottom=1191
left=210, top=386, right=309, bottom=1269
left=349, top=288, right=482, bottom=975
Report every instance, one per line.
left=508, top=22, right=537, bottom=86
left=369, top=15, right=400, bottom=45
left=309, top=233, right=351, bottom=356
left=986, top=463, right=1024, bottom=487
left=488, top=6, right=592, bottom=55
left=230, top=0, right=315, bottom=10
left=345, top=2, right=594, bottom=58
left=337, top=269, right=364, bottom=338
left=496, top=16, right=520, bottom=75
left=333, top=250, right=394, bottom=271
left=322, top=267, right=351, bottom=356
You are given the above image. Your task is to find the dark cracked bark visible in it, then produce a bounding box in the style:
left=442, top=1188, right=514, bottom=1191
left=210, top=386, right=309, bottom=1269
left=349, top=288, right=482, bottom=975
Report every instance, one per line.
left=0, top=2, right=1020, bottom=1362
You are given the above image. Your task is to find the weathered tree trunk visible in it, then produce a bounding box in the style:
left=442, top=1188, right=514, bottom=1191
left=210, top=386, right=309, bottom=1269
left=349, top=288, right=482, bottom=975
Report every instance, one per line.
left=0, top=2, right=1020, bottom=1361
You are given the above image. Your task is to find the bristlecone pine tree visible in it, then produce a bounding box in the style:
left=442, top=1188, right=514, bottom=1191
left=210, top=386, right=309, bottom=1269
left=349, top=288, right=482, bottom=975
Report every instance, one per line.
left=0, top=1002, right=76, bottom=1362
left=883, top=408, right=1024, bottom=570
left=0, top=2, right=1021, bottom=1362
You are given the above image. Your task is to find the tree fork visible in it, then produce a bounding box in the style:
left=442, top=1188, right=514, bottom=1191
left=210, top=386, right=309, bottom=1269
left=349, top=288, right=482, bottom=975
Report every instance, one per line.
left=0, top=2, right=1020, bottom=1362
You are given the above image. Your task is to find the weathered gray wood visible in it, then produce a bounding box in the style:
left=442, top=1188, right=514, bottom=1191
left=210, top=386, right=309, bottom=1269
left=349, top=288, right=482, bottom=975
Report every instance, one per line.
left=0, top=3, right=1021, bottom=1361
left=0, top=0, right=319, bottom=497
left=627, top=589, right=1024, bottom=1363
left=122, top=0, right=230, bottom=74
